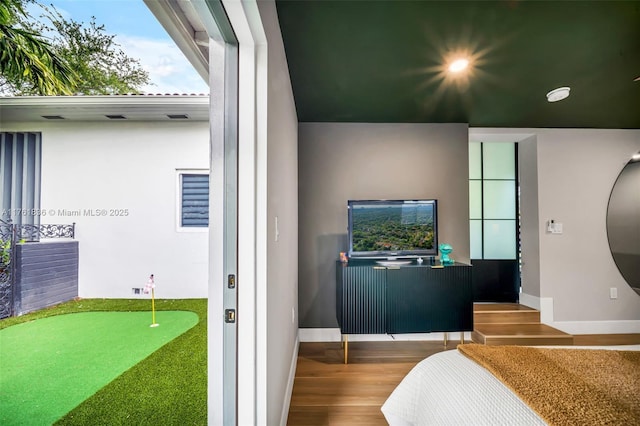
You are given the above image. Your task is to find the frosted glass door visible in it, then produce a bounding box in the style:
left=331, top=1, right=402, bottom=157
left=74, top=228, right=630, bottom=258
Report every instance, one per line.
left=468, top=142, right=517, bottom=260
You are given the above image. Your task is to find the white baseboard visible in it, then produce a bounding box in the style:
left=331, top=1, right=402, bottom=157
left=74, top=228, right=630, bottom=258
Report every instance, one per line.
left=298, top=328, right=342, bottom=342
left=539, top=297, right=554, bottom=324
left=298, top=328, right=471, bottom=342
left=520, top=294, right=640, bottom=334
left=518, top=294, right=555, bottom=325
left=518, top=293, right=540, bottom=310
left=280, top=335, right=299, bottom=426
left=550, top=320, right=640, bottom=335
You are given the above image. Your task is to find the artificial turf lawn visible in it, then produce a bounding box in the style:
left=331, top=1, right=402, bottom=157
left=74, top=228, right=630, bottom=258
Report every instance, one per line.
left=1, top=311, right=198, bottom=425
left=0, top=299, right=207, bottom=426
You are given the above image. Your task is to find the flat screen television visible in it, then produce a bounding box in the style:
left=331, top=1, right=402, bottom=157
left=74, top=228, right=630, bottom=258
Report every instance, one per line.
left=347, top=199, right=438, bottom=259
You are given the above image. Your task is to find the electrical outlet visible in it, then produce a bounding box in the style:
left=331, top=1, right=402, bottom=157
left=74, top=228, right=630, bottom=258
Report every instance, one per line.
left=132, top=288, right=143, bottom=295
left=610, top=287, right=618, bottom=299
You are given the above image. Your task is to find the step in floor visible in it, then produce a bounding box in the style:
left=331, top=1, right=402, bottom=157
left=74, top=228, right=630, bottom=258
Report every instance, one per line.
left=473, top=303, right=536, bottom=312
left=473, top=303, right=540, bottom=324
left=472, top=323, right=574, bottom=346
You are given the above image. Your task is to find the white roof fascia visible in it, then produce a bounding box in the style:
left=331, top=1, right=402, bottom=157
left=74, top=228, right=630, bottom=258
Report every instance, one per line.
left=143, top=0, right=210, bottom=82
left=0, top=95, right=209, bottom=108
left=0, top=95, right=210, bottom=122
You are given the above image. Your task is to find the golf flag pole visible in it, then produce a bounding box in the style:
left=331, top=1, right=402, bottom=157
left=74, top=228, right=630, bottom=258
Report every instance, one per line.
left=145, top=274, right=159, bottom=327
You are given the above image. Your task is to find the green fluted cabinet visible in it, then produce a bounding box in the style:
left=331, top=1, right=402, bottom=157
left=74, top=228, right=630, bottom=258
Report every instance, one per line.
left=336, top=260, right=473, bottom=335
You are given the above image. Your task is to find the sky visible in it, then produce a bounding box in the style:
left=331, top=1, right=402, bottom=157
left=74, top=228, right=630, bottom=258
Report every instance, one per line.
left=28, top=0, right=209, bottom=94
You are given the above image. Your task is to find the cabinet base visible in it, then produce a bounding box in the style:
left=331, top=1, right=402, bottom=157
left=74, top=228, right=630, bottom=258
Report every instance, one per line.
left=341, top=332, right=467, bottom=362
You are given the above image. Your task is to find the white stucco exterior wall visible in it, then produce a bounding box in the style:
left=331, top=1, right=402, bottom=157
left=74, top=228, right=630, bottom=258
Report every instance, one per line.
left=5, top=120, right=209, bottom=299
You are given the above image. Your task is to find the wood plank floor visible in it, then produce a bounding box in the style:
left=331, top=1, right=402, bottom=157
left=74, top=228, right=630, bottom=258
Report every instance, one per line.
left=573, top=333, right=640, bottom=345
left=472, top=303, right=573, bottom=345
left=473, top=303, right=537, bottom=312
left=288, top=334, right=640, bottom=425
left=472, top=322, right=574, bottom=345
left=473, top=303, right=541, bottom=324
left=287, top=341, right=455, bottom=425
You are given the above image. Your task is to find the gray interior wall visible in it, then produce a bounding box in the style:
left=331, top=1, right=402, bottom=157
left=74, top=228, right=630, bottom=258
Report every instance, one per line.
left=298, top=123, right=469, bottom=328
left=518, top=136, right=541, bottom=297
left=535, top=129, right=640, bottom=321
left=257, top=1, right=299, bottom=425
left=473, top=127, right=640, bottom=322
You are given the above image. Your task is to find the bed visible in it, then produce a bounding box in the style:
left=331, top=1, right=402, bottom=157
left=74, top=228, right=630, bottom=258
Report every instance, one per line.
left=381, top=344, right=640, bottom=426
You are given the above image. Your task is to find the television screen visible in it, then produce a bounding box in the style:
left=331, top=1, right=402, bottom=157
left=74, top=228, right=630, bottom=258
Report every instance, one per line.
left=348, top=199, right=438, bottom=258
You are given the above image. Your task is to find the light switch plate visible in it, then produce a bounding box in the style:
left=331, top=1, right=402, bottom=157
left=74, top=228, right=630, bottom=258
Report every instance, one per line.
left=547, top=221, right=563, bottom=234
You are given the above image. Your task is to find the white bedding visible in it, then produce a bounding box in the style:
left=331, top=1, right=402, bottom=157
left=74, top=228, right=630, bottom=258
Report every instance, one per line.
left=381, top=345, right=640, bottom=426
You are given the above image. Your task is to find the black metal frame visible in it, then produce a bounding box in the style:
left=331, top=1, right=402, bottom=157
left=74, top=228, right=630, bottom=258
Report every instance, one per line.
left=469, top=142, right=521, bottom=302
left=14, top=223, right=75, bottom=242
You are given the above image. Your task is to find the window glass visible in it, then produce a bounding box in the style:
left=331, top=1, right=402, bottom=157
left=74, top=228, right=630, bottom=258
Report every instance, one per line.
left=469, top=180, right=482, bottom=219
left=470, top=220, right=483, bottom=258
left=483, top=220, right=516, bottom=259
left=483, top=143, right=515, bottom=180
left=469, top=142, right=482, bottom=180
left=468, top=142, right=517, bottom=260
left=483, top=180, right=516, bottom=219
left=181, top=174, right=209, bottom=227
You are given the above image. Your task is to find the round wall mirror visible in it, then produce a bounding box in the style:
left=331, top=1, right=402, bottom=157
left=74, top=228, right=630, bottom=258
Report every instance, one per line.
left=606, top=153, right=640, bottom=296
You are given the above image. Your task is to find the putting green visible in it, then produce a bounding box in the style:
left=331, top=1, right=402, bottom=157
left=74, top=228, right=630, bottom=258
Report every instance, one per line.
left=0, top=311, right=198, bottom=426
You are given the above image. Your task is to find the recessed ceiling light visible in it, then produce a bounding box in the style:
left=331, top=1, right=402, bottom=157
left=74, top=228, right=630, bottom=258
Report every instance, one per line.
left=546, top=87, right=571, bottom=102
left=631, top=152, right=640, bottom=162
left=448, top=58, right=469, bottom=73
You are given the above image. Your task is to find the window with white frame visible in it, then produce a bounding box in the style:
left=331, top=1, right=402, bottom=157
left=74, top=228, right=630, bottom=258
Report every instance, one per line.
left=178, top=171, right=209, bottom=228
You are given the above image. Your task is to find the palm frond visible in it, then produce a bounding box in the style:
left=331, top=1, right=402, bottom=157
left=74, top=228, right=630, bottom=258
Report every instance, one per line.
left=0, top=0, right=77, bottom=95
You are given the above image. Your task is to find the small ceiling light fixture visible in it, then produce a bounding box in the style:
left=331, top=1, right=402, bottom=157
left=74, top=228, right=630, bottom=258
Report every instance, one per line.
left=448, top=58, right=469, bottom=73
left=631, top=152, right=640, bottom=162
left=546, top=87, right=571, bottom=102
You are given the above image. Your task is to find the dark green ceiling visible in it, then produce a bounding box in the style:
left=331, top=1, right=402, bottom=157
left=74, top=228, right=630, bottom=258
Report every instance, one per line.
left=275, top=0, right=640, bottom=128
